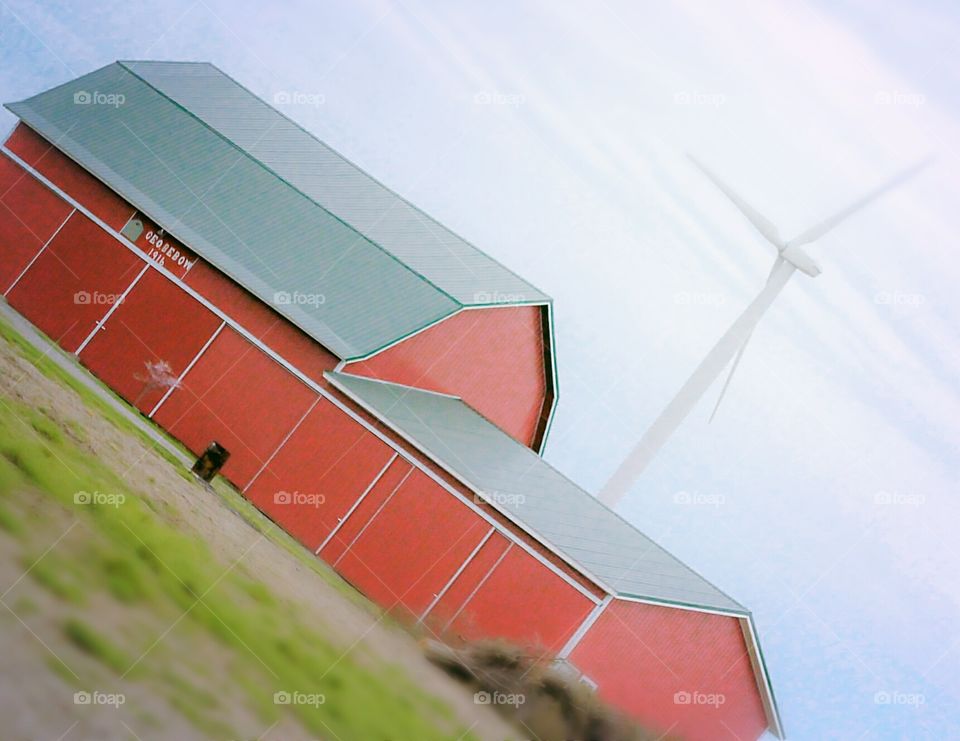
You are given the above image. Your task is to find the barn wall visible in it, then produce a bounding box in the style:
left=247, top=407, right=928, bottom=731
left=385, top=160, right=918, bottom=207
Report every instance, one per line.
left=0, top=123, right=772, bottom=740
left=345, top=305, right=549, bottom=447
left=569, top=599, right=769, bottom=741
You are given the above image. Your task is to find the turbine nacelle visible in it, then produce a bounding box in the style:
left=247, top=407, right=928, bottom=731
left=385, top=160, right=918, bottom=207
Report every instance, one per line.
left=780, top=244, right=821, bottom=277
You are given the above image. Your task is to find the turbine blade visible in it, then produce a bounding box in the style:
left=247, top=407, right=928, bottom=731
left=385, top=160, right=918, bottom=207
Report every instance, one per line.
left=708, top=333, right=752, bottom=423
left=787, top=156, right=933, bottom=248
left=598, top=259, right=797, bottom=507
left=688, top=154, right=783, bottom=248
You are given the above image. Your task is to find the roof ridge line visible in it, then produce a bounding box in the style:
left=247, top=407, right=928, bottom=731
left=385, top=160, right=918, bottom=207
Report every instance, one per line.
left=196, top=61, right=551, bottom=304
left=116, top=60, right=465, bottom=312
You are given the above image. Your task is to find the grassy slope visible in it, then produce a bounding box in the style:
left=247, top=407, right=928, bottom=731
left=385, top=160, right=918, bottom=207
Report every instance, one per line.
left=0, top=316, right=489, bottom=741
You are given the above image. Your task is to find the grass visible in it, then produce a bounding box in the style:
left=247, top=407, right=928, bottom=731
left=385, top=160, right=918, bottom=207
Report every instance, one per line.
left=63, top=618, right=132, bottom=673
left=0, top=319, right=479, bottom=740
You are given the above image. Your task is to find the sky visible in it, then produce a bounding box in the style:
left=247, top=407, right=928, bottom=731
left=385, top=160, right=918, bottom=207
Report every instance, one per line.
left=1, top=0, right=958, bottom=738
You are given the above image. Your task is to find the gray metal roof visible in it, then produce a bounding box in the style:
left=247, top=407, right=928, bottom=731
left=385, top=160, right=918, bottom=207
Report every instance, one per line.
left=327, top=371, right=746, bottom=613
left=6, top=61, right=548, bottom=359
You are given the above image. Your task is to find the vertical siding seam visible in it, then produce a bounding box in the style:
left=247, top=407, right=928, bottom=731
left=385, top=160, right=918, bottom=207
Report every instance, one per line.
left=75, top=262, right=150, bottom=355
left=242, top=394, right=323, bottom=493
left=557, top=594, right=613, bottom=659
left=417, top=526, right=495, bottom=624
left=442, top=542, right=514, bottom=632
left=331, top=465, right=414, bottom=568
left=3, top=207, right=75, bottom=296
left=148, top=320, right=225, bottom=418
left=315, top=452, right=399, bottom=555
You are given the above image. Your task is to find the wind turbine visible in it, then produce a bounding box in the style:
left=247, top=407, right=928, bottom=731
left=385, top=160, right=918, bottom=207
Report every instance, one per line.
left=598, top=154, right=930, bottom=507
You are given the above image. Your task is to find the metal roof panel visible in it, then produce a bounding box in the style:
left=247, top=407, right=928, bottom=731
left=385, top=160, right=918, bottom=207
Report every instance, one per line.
left=326, top=371, right=746, bottom=613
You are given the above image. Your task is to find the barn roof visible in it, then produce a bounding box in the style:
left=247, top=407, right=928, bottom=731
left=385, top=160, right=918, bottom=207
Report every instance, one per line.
left=326, top=371, right=747, bottom=614
left=6, top=61, right=548, bottom=360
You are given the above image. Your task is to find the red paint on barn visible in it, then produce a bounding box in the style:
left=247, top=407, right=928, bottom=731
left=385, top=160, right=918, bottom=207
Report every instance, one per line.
left=569, top=600, right=768, bottom=741
left=78, top=268, right=222, bottom=413
left=152, top=327, right=317, bottom=489
left=6, top=213, right=142, bottom=352
left=442, top=543, right=595, bottom=653
left=244, top=398, right=396, bottom=551
left=184, top=261, right=338, bottom=384
left=425, top=530, right=509, bottom=632
left=0, top=153, right=74, bottom=292
left=331, top=469, right=492, bottom=620
left=346, top=306, right=548, bottom=447
left=5, top=124, right=133, bottom=230
left=318, top=457, right=413, bottom=564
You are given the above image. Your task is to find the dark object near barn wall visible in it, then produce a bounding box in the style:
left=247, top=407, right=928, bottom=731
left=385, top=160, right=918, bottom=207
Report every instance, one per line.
left=192, top=442, right=230, bottom=482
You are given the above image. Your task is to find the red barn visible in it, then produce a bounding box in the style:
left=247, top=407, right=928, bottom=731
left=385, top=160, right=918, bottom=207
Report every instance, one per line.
left=0, top=61, right=783, bottom=740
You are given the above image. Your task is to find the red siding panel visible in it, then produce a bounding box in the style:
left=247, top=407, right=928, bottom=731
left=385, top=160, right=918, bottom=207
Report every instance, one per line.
left=78, top=268, right=222, bottom=413
left=425, top=531, right=509, bottom=633
left=6, top=213, right=142, bottom=352
left=4, top=124, right=133, bottom=230
left=185, top=261, right=338, bottom=383
left=346, top=306, right=547, bottom=446
left=245, top=398, right=396, bottom=551
left=152, top=327, right=317, bottom=488
left=0, top=153, right=74, bottom=292
left=318, top=457, right=412, bottom=564
left=332, top=469, right=492, bottom=620
left=444, top=544, right=594, bottom=653
left=570, top=600, right=768, bottom=741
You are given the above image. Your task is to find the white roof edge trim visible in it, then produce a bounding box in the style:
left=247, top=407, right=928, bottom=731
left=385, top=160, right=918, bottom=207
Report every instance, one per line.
left=741, top=615, right=785, bottom=739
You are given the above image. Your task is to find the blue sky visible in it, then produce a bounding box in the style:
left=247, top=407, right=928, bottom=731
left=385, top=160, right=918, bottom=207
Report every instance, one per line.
left=2, top=1, right=958, bottom=738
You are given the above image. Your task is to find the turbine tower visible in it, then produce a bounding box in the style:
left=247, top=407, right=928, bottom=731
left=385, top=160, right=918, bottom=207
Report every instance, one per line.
left=598, top=155, right=930, bottom=507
